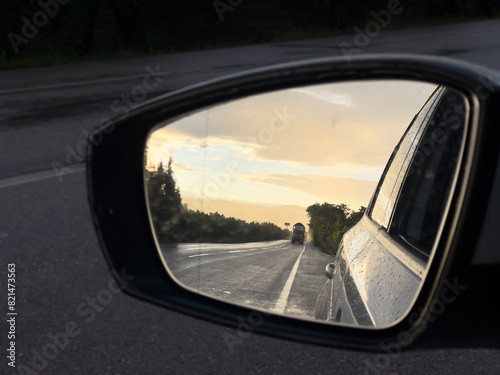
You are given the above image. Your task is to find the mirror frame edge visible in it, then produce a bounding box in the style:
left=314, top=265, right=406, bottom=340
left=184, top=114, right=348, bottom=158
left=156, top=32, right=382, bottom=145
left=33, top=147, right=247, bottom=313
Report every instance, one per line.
left=86, top=54, right=500, bottom=350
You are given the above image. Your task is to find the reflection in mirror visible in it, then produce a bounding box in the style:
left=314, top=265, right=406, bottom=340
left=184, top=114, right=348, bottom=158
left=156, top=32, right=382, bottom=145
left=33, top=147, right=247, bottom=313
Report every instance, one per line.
left=145, top=80, right=467, bottom=328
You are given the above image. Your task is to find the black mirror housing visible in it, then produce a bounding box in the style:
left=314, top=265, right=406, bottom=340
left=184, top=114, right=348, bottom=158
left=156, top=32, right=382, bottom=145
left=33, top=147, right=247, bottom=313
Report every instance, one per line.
left=86, top=54, right=500, bottom=350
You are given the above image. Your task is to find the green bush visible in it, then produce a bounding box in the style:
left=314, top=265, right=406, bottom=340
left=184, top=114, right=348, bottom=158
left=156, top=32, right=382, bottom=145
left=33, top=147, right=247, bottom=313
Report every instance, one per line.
left=307, top=203, right=365, bottom=256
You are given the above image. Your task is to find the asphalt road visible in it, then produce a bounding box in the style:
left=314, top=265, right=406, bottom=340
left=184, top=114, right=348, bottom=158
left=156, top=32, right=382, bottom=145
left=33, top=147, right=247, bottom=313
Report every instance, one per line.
left=161, top=241, right=332, bottom=319
left=2, top=19, right=500, bottom=375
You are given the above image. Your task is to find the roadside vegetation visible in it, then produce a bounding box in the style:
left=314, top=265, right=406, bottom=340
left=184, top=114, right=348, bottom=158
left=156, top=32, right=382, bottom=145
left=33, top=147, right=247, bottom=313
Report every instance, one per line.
left=146, top=159, right=290, bottom=244
left=307, top=203, right=366, bottom=256
left=2, top=0, right=500, bottom=69
left=146, top=158, right=366, bottom=250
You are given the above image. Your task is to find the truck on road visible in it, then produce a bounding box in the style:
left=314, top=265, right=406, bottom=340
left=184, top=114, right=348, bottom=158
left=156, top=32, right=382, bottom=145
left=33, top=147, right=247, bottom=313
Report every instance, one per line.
left=291, top=223, right=305, bottom=244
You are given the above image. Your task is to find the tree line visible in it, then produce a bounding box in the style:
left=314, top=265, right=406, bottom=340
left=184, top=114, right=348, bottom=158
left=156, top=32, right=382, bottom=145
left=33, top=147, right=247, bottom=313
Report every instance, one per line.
left=146, top=157, right=367, bottom=250
left=146, top=159, right=290, bottom=243
left=2, top=0, right=499, bottom=62
left=306, top=202, right=365, bottom=256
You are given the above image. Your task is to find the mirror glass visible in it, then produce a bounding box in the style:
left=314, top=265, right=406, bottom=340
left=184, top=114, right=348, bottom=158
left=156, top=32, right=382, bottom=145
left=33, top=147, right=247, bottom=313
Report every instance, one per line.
left=145, top=80, right=467, bottom=328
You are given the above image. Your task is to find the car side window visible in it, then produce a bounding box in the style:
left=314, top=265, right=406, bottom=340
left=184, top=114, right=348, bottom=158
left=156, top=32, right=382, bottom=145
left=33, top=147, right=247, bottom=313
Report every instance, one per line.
left=369, top=87, right=443, bottom=228
left=368, top=86, right=466, bottom=257
left=390, top=89, right=466, bottom=256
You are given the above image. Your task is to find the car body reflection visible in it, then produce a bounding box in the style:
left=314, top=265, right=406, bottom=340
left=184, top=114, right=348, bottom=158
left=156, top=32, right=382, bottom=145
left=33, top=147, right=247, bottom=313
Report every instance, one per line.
left=315, top=86, right=467, bottom=326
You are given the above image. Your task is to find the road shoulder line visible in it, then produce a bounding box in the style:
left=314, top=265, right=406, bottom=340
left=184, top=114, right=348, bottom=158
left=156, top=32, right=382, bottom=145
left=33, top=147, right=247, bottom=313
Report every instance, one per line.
left=272, top=244, right=307, bottom=314
left=0, top=164, right=84, bottom=189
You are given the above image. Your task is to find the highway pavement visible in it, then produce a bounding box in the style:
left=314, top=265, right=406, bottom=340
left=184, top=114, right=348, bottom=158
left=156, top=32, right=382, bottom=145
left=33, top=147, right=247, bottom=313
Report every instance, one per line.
left=161, top=240, right=333, bottom=319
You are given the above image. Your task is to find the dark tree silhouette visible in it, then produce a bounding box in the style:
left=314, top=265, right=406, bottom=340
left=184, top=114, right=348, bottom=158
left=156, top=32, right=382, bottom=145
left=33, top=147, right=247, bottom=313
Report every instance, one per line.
left=146, top=157, right=184, bottom=242
left=3, top=0, right=498, bottom=63
left=145, top=159, right=290, bottom=243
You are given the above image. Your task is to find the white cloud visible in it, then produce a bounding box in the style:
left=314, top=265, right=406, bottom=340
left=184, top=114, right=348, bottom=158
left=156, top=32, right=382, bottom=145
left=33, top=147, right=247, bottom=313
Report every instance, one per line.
left=291, top=87, right=354, bottom=107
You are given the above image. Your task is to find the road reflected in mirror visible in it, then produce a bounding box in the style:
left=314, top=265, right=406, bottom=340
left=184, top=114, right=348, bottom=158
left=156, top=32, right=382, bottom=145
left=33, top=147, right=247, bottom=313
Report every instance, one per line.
left=145, top=80, right=467, bottom=327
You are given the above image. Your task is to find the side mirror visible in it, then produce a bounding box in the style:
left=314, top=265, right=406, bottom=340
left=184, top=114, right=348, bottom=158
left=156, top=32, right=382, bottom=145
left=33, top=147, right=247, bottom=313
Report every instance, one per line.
left=325, top=263, right=335, bottom=279
left=87, top=55, right=500, bottom=350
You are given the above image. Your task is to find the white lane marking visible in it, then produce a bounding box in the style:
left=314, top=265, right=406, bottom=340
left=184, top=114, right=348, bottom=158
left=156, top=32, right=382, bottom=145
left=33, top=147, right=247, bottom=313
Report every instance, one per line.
left=0, top=165, right=85, bottom=189
left=188, top=253, right=210, bottom=258
left=272, top=243, right=307, bottom=314
left=228, top=248, right=260, bottom=254
left=0, top=72, right=170, bottom=95
left=177, top=246, right=269, bottom=260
